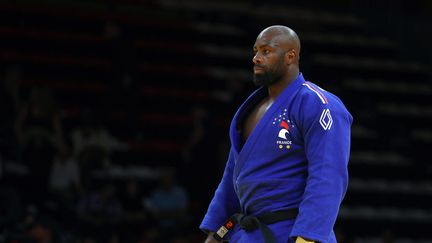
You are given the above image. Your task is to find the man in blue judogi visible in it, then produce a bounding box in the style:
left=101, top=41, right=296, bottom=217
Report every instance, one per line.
left=200, top=25, right=353, bottom=243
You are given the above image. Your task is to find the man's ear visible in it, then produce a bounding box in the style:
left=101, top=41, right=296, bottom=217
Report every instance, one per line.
left=285, top=49, right=296, bottom=65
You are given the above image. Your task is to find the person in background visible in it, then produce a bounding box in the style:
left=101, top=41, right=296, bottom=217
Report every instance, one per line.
left=145, top=167, right=189, bottom=241
left=15, top=86, right=66, bottom=206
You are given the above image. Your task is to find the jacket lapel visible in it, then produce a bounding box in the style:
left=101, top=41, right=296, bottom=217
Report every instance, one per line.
left=232, top=73, right=306, bottom=179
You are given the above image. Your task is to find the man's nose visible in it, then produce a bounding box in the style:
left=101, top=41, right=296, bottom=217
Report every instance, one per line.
left=252, top=53, right=262, bottom=64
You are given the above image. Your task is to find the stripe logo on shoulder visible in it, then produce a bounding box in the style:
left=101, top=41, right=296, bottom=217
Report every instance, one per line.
left=303, top=82, right=328, bottom=104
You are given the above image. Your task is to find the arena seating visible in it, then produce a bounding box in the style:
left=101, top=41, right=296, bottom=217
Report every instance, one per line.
left=1, top=0, right=431, bottom=242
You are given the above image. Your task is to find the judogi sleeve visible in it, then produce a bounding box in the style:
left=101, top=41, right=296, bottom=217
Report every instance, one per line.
left=290, top=95, right=353, bottom=242
left=200, top=148, right=240, bottom=233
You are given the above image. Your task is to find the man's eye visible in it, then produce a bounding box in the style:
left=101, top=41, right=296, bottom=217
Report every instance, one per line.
left=264, top=50, right=271, bottom=54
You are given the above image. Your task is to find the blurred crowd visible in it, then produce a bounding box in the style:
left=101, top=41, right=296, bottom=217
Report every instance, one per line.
left=0, top=65, right=206, bottom=243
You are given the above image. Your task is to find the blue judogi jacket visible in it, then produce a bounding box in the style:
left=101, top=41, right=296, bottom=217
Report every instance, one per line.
left=200, top=73, right=353, bottom=243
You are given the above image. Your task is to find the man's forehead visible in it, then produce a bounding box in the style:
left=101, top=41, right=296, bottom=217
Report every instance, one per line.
left=254, top=34, right=283, bottom=48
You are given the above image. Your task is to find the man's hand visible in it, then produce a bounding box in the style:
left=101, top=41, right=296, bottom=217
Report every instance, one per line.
left=296, top=236, right=315, bottom=243
left=204, top=232, right=222, bottom=243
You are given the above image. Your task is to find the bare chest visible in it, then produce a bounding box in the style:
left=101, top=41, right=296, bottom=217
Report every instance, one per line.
left=243, top=99, right=273, bottom=142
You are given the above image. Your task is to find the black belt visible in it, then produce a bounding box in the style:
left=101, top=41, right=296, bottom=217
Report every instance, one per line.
left=214, top=208, right=298, bottom=243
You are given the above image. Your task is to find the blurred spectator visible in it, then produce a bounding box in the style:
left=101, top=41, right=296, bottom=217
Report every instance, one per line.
left=4, top=204, right=65, bottom=243
left=77, top=184, right=122, bottom=222
left=181, top=106, right=209, bottom=164
left=121, top=179, right=147, bottom=220
left=1, top=65, right=22, bottom=111
left=119, top=179, right=148, bottom=243
left=48, top=143, right=82, bottom=226
left=181, top=106, right=222, bottom=215
left=15, top=86, right=65, bottom=205
left=49, top=144, right=82, bottom=198
left=1, top=65, right=22, bottom=124
left=71, top=109, right=127, bottom=189
left=71, top=110, right=126, bottom=160
left=77, top=184, right=122, bottom=242
left=27, top=221, right=53, bottom=243
left=211, top=78, right=248, bottom=112
left=15, top=86, right=65, bottom=152
left=145, top=167, right=189, bottom=240
left=0, top=65, right=23, bottom=159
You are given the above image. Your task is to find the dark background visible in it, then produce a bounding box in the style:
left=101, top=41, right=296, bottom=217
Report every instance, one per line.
left=1, top=0, right=432, bottom=242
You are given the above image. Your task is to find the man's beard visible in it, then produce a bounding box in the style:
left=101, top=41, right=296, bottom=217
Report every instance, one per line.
left=253, top=68, right=284, bottom=86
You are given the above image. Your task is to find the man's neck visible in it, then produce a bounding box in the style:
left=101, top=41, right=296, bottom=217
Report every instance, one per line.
left=267, top=69, right=299, bottom=100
